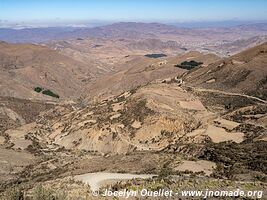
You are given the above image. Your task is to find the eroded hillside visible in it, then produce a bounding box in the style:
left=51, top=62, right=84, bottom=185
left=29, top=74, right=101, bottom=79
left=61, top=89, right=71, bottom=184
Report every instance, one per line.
left=0, top=42, right=266, bottom=199
left=0, top=42, right=93, bottom=100
left=184, top=42, right=267, bottom=100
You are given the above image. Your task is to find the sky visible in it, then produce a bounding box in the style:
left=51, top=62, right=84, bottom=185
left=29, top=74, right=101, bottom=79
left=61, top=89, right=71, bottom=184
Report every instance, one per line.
left=0, top=0, right=267, bottom=23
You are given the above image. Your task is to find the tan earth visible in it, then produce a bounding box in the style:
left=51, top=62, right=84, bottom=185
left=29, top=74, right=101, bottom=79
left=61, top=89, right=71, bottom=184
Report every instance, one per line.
left=175, top=160, right=216, bottom=176
left=0, top=147, right=36, bottom=183
left=214, top=118, right=240, bottom=130
left=5, top=123, right=36, bottom=150
left=131, top=120, right=142, bottom=129
left=0, top=36, right=266, bottom=199
left=0, top=136, right=5, bottom=145
left=179, top=100, right=206, bottom=111
left=203, top=125, right=244, bottom=143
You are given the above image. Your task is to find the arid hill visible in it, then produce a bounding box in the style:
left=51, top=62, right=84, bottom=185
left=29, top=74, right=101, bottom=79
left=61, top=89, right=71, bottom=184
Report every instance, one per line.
left=184, top=42, right=267, bottom=100
left=0, top=41, right=93, bottom=100
left=82, top=51, right=219, bottom=102
left=0, top=41, right=266, bottom=199
left=0, top=41, right=219, bottom=103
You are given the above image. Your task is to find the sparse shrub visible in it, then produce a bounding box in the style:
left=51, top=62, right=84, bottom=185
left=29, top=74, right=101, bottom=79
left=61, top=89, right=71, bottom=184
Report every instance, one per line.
left=200, top=141, right=267, bottom=179
left=32, top=185, right=67, bottom=200
left=1, top=187, right=23, bottom=200
left=158, top=161, right=173, bottom=179
left=160, top=130, right=174, bottom=138
left=33, top=185, right=53, bottom=200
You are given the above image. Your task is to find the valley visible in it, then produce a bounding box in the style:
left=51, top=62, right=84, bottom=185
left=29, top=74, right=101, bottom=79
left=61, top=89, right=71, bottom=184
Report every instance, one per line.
left=0, top=21, right=266, bottom=199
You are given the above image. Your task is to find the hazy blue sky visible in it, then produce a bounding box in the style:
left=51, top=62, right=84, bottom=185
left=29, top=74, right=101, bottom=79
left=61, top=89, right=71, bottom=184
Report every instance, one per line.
left=1, top=0, right=267, bottom=22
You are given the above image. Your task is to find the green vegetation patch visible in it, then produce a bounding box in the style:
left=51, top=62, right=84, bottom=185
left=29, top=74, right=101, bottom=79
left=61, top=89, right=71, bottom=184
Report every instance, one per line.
left=42, top=89, right=59, bottom=98
left=34, top=87, right=59, bottom=98
left=145, top=53, right=167, bottom=58
left=34, top=87, right=43, bottom=93
left=175, top=60, right=203, bottom=70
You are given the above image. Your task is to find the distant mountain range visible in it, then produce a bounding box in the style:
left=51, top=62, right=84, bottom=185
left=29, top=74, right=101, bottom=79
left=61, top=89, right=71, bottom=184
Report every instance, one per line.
left=0, top=22, right=267, bottom=43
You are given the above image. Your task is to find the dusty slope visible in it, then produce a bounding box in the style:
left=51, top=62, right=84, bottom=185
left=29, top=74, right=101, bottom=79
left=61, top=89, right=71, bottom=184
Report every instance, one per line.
left=184, top=42, right=267, bottom=100
left=83, top=51, right=219, bottom=102
left=0, top=40, right=267, bottom=199
left=8, top=80, right=263, bottom=156
left=1, top=76, right=266, bottom=192
left=0, top=72, right=266, bottom=198
left=0, top=96, right=55, bottom=134
left=0, top=41, right=219, bottom=103
left=0, top=41, right=93, bottom=100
